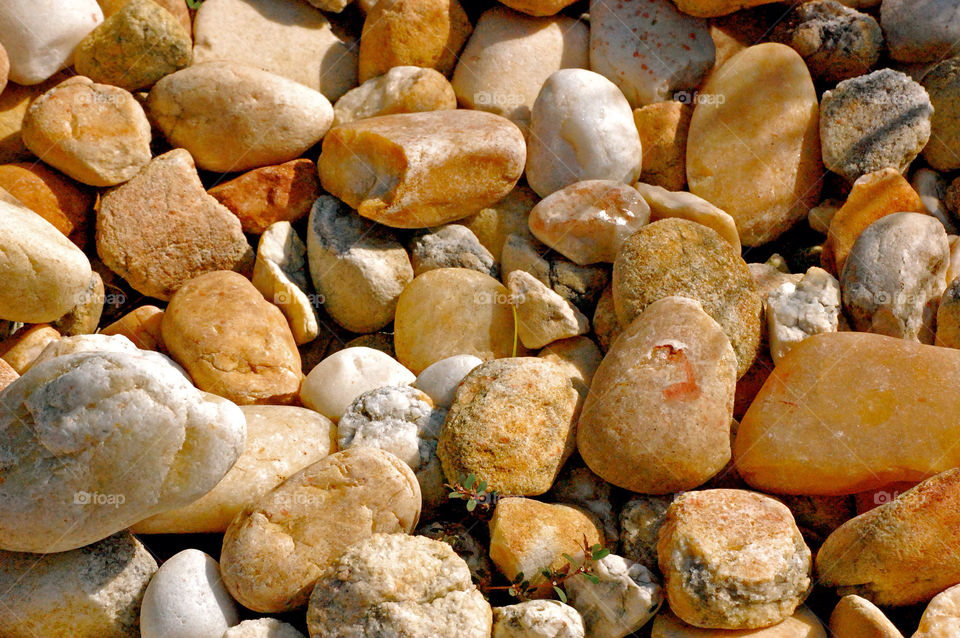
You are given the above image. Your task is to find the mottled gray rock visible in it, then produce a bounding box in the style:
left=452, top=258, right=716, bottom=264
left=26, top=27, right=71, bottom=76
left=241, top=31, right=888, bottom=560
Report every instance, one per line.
left=411, top=224, right=499, bottom=277
left=619, top=494, right=678, bottom=572
left=492, top=600, right=585, bottom=638
left=881, top=0, right=960, bottom=63
left=418, top=521, right=495, bottom=588
left=566, top=554, right=662, bottom=638
left=508, top=270, right=589, bottom=349
left=766, top=267, right=842, bottom=363
left=548, top=465, right=618, bottom=547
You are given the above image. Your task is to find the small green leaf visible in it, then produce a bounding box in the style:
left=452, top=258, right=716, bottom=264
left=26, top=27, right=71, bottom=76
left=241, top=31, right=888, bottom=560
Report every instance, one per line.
left=584, top=573, right=600, bottom=584
left=540, top=568, right=552, bottom=578
left=463, top=474, right=476, bottom=490
left=561, top=553, right=577, bottom=565
left=185, top=0, right=204, bottom=8
left=508, top=587, right=517, bottom=597
left=513, top=572, right=525, bottom=583
left=554, top=586, right=567, bottom=603
left=592, top=547, right=610, bottom=560
left=477, top=480, right=487, bottom=493
left=466, top=499, right=477, bottom=512
left=448, top=492, right=462, bottom=499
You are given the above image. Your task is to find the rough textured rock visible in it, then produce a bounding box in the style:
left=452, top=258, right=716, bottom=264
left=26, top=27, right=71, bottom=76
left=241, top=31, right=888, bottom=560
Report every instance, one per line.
left=921, top=58, right=960, bottom=171
left=333, top=65, right=456, bottom=127
left=414, top=354, right=483, bottom=408
left=98, top=0, right=191, bottom=32
left=881, top=0, right=960, bottom=63
left=509, top=270, right=589, bottom=349
left=1, top=325, right=61, bottom=373
left=828, top=595, right=903, bottom=638
left=652, top=607, right=827, bottom=637
left=547, top=464, right=617, bottom=545
left=418, top=520, right=494, bottom=587
left=634, top=103, right=693, bottom=191
left=593, top=285, right=622, bottom=352
left=635, top=182, right=741, bottom=252
left=410, top=224, right=499, bottom=277
left=224, top=619, right=306, bottom=638
left=252, top=222, right=318, bottom=345
left=538, top=337, right=603, bottom=404
left=766, top=267, right=841, bottom=362
left=493, top=600, right=585, bottom=638
left=669, top=0, right=779, bottom=17
left=566, top=554, right=662, bottom=638
left=620, top=495, right=679, bottom=573
left=913, top=583, right=960, bottom=638
left=0, top=162, right=94, bottom=248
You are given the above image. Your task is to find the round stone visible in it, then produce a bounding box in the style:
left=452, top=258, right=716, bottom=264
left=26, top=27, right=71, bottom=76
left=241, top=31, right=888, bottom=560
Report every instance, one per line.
left=413, top=354, right=483, bottom=408
left=492, top=600, right=585, bottom=638
left=922, top=57, right=960, bottom=171
left=881, top=0, right=960, bottom=63
left=332, top=65, right=456, bottom=127
left=410, top=224, right=499, bottom=277
left=224, top=619, right=306, bottom=638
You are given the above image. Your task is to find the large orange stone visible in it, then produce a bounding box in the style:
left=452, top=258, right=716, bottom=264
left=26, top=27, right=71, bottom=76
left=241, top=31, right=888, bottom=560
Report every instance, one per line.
left=0, top=163, right=93, bottom=247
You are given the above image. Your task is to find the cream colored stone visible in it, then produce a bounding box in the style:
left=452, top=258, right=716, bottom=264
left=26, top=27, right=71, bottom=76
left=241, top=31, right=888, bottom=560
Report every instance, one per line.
left=538, top=336, right=603, bottom=401
left=333, top=65, right=456, bottom=127
left=566, top=554, right=662, bottom=638
left=498, top=0, right=577, bottom=15
left=414, top=354, right=483, bottom=408
left=914, top=583, right=960, bottom=638
left=828, top=595, right=903, bottom=638
left=0, top=325, right=60, bottom=374
left=767, top=267, right=841, bottom=363
left=462, top=183, right=538, bottom=260
left=671, top=0, right=780, bottom=17
left=635, top=182, right=741, bottom=253
left=493, top=600, right=585, bottom=638
left=509, top=270, right=589, bottom=349
left=252, top=222, right=319, bottom=345
left=224, top=619, right=306, bottom=638
left=100, top=304, right=165, bottom=351
left=634, top=102, right=693, bottom=191
left=652, top=607, right=826, bottom=637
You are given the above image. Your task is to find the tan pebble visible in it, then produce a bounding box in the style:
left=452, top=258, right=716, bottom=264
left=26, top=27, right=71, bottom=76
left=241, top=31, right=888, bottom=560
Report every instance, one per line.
left=808, top=199, right=843, bottom=235
left=914, top=583, right=960, bottom=638
left=672, top=0, right=782, bottom=17
left=592, top=285, right=622, bottom=353
left=0, top=162, right=93, bottom=248
left=508, top=270, right=589, bottom=349
left=635, top=182, right=741, bottom=253
left=0, top=358, right=17, bottom=391
left=100, top=304, right=165, bottom=351
left=634, top=102, right=693, bottom=191
left=497, top=0, right=577, bottom=16
left=461, top=183, right=538, bottom=260
left=652, top=607, right=826, bottom=637
left=0, top=325, right=60, bottom=374
left=333, top=65, right=456, bottom=127
left=538, top=335, right=603, bottom=400
left=53, top=271, right=104, bottom=336
left=828, top=595, right=903, bottom=638
left=98, top=0, right=191, bottom=34
left=0, top=72, right=71, bottom=164
left=252, top=222, right=318, bottom=345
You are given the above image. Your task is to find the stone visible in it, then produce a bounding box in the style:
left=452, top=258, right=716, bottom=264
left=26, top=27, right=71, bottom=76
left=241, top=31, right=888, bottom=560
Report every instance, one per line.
left=820, top=69, right=933, bottom=182
left=133, top=405, right=335, bottom=533
left=547, top=464, right=617, bottom=545
left=193, top=0, right=357, bottom=101
left=0, top=350, right=245, bottom=553
left=0, top=162, right=94, bottom=248
left=98, top=0, right=191, bottom=33
left=220, top=448, right=421, bottom=612
left=828, top=595, right=903, bottom=638
left=333, top=65, right=456, bottom=127
left=734, top=332, right=960, bottom=495
left=634, top=103, right=693, bottom=191
left=938, top=278, right=960, bottom=348
left=579, top=296, right=736, bottom=493
left=394, top=268, right=520, bottom=374
left=419, top=520, right=494, bottom=587
left=567, top=554, right=662, bottom=638
left=528, top=180, right=650, bottom=265
left=771, top=1, right=882, bottom=83
left=452, top=8, right=588, bottom=131
left=808, top=199, right=842, bottom=235
left=22, top=76, right=151, bottom=187
left=140, top=550, right=239, bottom=638
left=308, top=533, right=492, bottom=638
left=590, top=0, right=715, bottom=108
left=0, top=73, right=71, bottom=164
left=493, top=600, right=585, bottom=637
left=816, top=469, right=960, bottom=606
left=208, top=159, right=322, bottom=235
left=881, top=0, right=960, bottom=63
left=652, top=607, right=827, bottom=637
left=252, top=222, right=318, bottom=345
left=31, top=333, right=141, bottom=370
left=593, top=285, right=623, bottom=352
left=612, top=218, right=761, bottom=377
left=359, top=0, right=472, bottom=82
left=0, top=359, right=17, bottom=392
left=300, top=346, right=415, bottom=419
left=497, top=0, right=578, bottom=15
left=100, top=304, right=165, bottom=350
left=687, top=43, right=822, bottom=246
left=489, top=498, right=603, bottom=597
left=922, top=58, right=960, bottom=171
left=411, top=224, right=499, bottom=277
left=96, top=149, right=255, bottom=300
left=669, top=0, right=779, bottom=17
left=766, top=267, right=841, bottom=362
left=148, top=62, right=333, bottom=173
left=414, top=354, right=483, bottom=408
left=306, top=195, right=413, bottom=333
left=0, top=43, right=6, bottom=95
left=0, top=325, right=61, bottom=373
left=914, top=583, right=960, bottom=638
left=74, top=0, right=191, bottom=91
left=0, top=532, right=156, bottom=638
left=912, top=168, right=957, bottom=233
left=634, top=182, right=741, bottom=253
left=538, top=336, right=603, bottom=401
left=163, top=271, right=302, bottom=404
left=620, top=495, right=678, bottom=572
left=0, top=201, right=92, bottom=323
left=53, top=271, right=104, bottom=335
left=305, top=0, right=351, bottom=11
left=0, top=0, right=103, bottom=85
left=841, top=212, right=949, bottom=343
left=527, top=69, right=642, bottom=198
left=658, top=489, right=812, bottom=629
left=319, top=110, right=526, bottom=228
left=224, top=619, right=306, bottom=638
left=462, top=184, right=538, bottom=260
left=508, top=270, right=590, bottom=349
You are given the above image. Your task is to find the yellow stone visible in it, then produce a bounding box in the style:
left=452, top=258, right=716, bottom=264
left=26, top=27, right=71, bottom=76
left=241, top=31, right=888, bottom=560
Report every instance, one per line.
left=461, top=183, right=537, bottom=260
left=652, top=607, right=826, bottom=637
left=673, top=0, right=781, bottom=17
left=0, top=325, right=59, bottom=373
left=828, top=595, right=903, bottom=638
left=634, top=102, right=692, bottom=192
left=100, top=304, right=165, bottom=351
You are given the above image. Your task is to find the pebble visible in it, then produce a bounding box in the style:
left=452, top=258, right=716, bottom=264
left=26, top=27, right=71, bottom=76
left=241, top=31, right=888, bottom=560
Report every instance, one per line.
left=452, top=7, right=588, bottom=131
left=566, top=554, right=663, bottom=638
left=937, top=278, right=960, bottom=348
left=192, top=0, right=357, bottom=101
left=612, top=218, right=761, bottom=377
left=251, top=221, right=318, bottom=345
left=0, top=44, right=6, bottom=95
left=0, top=73, right=71, bottom=164
left=0, top=532, right=157, bottom=638
left=414, top=354, right=483, bottom=408
left=538, top=336, right=603, bottom=402
left=687, top=43, right=823, bottom=246
left=333, top=65, right=456, bottom=127
left=634, top=103, right=693, bottom=191
left=53, top=271, right=104, bottom=336
left=881, top=0, right=960, bottom=62
left=658, top=489, right=812, bottom=629
left=807, top=199, right=842, bottom=235
left=0, top=0, right=103, bottom=85
left=508, top=270, right=590, bottom=349
left=492, top=600, right=585, bottom=638
left=828, top=595, right=903, bottom=638
left=0, top=350, right=245, bottom=553
left=308, top=533, right=492, bottom=638
left=207, top=159, right=321, bottom=235
left=438, top=358, right=579, bottom=495
left=96, top=149, right=255, bottom=300
left=0, top=359, right=17, bottom=392
left=299, top=346, right=416, bottom=420
left=634, top=182, right=741, bottom=253
left=0, top=162, right=94, bottom=248
left=911, top=168, right=957, bottom=233
left=148, top=62, right=333, bottom=173
left=816, top=469, right=960, bottom=606
left=100, top=304, right=165, bottom=351
left=31, top=333, right=140, bottom=369
left=820, top=69, right=933, bottom=182
left=0, top=325, right=61, bottom=373
left=913, top=583, right=960, bottom=638
left=462, top=185, right=537, bottom=259
left=99, top=0, right=191, bottom=32
left=735, top=332, right=960, bottom=495
left=652, top=607, right=827, bottom=637
left=140, top=549, right=239, bottom=638
left=921, top=58, right=960, bottom=171
left=319, top=110, right=526, bottom=228
left=590, top=0, right=715, bottom=108
left=547, top=464, right=617, bottom=545
left=498, top=0, right=578, bottom=15
left=526, top=69, right=642, bottom=198
left=578, top=296, right=736, bottom=493
left=592, top=285, right=622, bottom=352
left=410, top=224, right=499, bottom=277
left=22, top=76, right=151, bottom=187
left=620, top=495, right=678, bottom=573
left=419, top=520, right=494, bottom=586
left=766, top=267, right=841, bottom=363
left=670, top=0, right=779, bottom=17
left=223, top=619, right=306, bottom=638
left=220, top=448, right=421, bottom=612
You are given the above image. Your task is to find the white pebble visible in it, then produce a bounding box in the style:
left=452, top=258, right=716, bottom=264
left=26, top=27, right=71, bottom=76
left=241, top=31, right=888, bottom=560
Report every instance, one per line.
left=414, top=354, right=483, bottom=408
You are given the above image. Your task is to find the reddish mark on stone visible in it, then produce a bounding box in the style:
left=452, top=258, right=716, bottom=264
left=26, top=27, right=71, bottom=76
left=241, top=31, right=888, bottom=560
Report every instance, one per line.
left=641, top=63, right=649, bottom=70
left=653, top=344, right=700, bottom=401
left=681, top=44, right=691, bottom=51
left=689, top=32, right=697, bottom=40
left=781, top=400, right=798, bottom=407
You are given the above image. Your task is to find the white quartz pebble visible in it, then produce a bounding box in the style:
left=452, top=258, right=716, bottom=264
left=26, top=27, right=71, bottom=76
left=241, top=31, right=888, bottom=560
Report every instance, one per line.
left=414, top=354, right=483, bottom=408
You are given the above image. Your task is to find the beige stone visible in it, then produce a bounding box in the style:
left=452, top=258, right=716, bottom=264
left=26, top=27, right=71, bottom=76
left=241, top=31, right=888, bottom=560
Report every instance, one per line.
left=652, top=607, right=826, bottom=637
left=508, top=270, right=589, bottom=349
left=98, top=0, right=190, bottom=33
left=224, top=619, right=305, bottom=638
left=592, top=285, right=622, bottom=352
left=937, top=278, right=960, bottom=349
left=914, top=583, right=960, bottom=638
left=0, top=72, right=72, bottom=164
left=462, top=183, right=538, bottom=260
left=538, top=335, right=603, bottom=400
left=53, top=271, right=104, bottom=336
left=252, top=222, right=318, bottom=345
left=100, top=304, right=165, bottom=350
left=0, top=162, right=94, bottom=248
left=498, top=0, right=577, bottom=15
left=828, top=595, right=903, bottom=638
left=671, top=0, right=780, bottom=17
left=333, top=65, right=456, bottom=127
left=0, top=325, right=61, bottom=373
left=635, top=102, right=693, bottom=191
left=493, top=600, right=585, bottom=638
left=635, top=182, right=741, bottom=253
left=0, top=359, right=18, bottom=391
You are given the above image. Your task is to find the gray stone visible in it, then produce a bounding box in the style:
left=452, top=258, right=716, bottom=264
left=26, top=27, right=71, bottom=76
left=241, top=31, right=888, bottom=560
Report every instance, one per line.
left=492, top=600, right=585, bottom=638
left=619, top=494, right=678, bottom=573
left=566, top=554, right=662, bottom=638
left=411, top=224, right=499, bottom=277
left=881, top=0, right=960, bottom=63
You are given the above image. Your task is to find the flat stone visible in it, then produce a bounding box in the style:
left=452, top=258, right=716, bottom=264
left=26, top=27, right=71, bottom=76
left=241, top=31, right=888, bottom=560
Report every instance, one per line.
left=0, top=325, right=60, bottom=374
left=828, top=595, right=903, bottom=638
left=566, top=554, right=662, bottom=638
left=508, top=270, right=589, bottom=349
left=652, top=607, right=827, bottom=637
left=413, top=354, right=483, bottom=408
left=767, top=267, right=841, bottom=362
left=634, top=102, right=693, bottom=191
left=881, top=0, right=960, bottom=63
left=492, top=600, right=585, bottom=637
left=252, top=222, right=319, bottom=345
left=410, top=224, right=499, bottom=277
left=635, top=182, right=741, bottom=253
left=914, top=583, right=960, bottom=638
left=333, top=65, right=456, bottom=127
left=0, top=162, right=94, bottom=248
left=808, top=199, right=842, bottom=235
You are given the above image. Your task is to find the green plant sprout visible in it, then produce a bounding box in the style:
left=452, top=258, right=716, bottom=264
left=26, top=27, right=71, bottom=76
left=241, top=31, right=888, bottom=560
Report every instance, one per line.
left=185, top=0, right=205, bottom=9
left=446, top=473, right=498, bottom=514
left=488, top=535, right=610, bottom=603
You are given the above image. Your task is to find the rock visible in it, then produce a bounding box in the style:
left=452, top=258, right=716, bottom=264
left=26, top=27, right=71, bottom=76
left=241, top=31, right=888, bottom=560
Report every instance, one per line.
left=578, top=296, right=736, bottom=493
left=0, top=43, right=6, bottom=95
left=634, top=103, right=693, bottom=191
left=911, top=168, right=956, bottom=234
left=462, top=183, right=538, bottom=260
left=0, top=350, right=245, bottom=553
left=938, top=278, right=960, bottom=348
left=766, top=267, right=841, bottom=362
left=0, top=532, right=156, bottom=638
left=589, top=0, right=714, bottom=108
left=658, top=489, right=812, bottom=629
left=100, top=304, right=165, bottom=350
left=771, top=1, right=882, bottom=83
left=566, top=554, right=661, bottom=638
left=224, top=619, right=306, bottom=638
left=319, top=110, right=526, bottom=228
left=508, top=270, right=590, bottom=349
left=497, top=0, right=577, bottom=15
left=394, top=268, right=520, bottom=374
left=301, top=346, right=415, bottom=419
left=252, top=222, right=318, bottom=345
left=53, top=271, right=104, bottom=335
left=359, top=0, right=472, bottom=82
left=22, top=76, right=151, bottom=187
left=133, top=405, right=335, bottom=533
left=148, top=62, right=333, bottom=172
left=192, top=0, right=357, bottom=101
left=620, top=495, right=678, bottom=573
left=0, top=201, right=92, bottom=323
left=820, top=69, right=932, bottom=181
left=208, top=159, right=322, bottom=235
left=493, top=600, right=585, bottom=637
left=914, top=583, right=960, bottom=638
left=0, top=359, right=17, bottom=392
left=96, top=149, right=255, bottom=300
left=0, top=73, right=72, bottom=164
left=1, top=325, right=61, bottom=373
left=411, top=224, right=499, bottom=277
left=593, top=285, right=623, bottom=352
left=0, top=162, right=93, bottom=248
left=140, top=550, right=239, bottom=638
left=538, top=336, right=603, bottom=401
left=634, top=182, right=741, bottom=253
left=31, top=333, right=140, bottom=370
left=74, top=0, right=191, bottom=91
left=612, top=218, right=761, bottom=377
left=526, top=69, right=642, bottom=198
left=333, top=65, right=456, bottom=127
left=841, top=212, right=949, bottom=343
left=99, top=0, right=191, bottom=32
left=0, top=0, right=103, bottom=85
left=452, top=7, right=588, bottom=131
left=304, top=0, right=351, bottom=11
left=922, top=58, right=960, bottom=171
left=734, top=332, right=960, bottom=495
left=669, top=0, right=779, bottom=17
left=652, top=607, right=827, bottom=637
left=687, top=43, right=822, bottom=246
left=413, top=354, right=483, bottom=408
left=881, top=0, right=960, bottom=63
left=419, top=520, right=494, bottom=586
left=547, top=464, right=617, bottom=545
left=221, top=447, right=421, bottom=612
left=828, top=595, right=903, bottom=638
left=816, top=469, right=960, bottom=606
left=489, top=498, right=603, bottom=597
left=308, top=533, right=491, bottom=638
left=528, top=180, right=650, bottom=265
left=808, top=199, right=842, bottom=235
